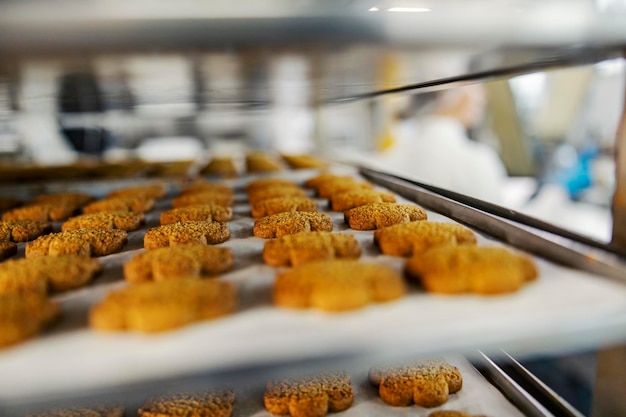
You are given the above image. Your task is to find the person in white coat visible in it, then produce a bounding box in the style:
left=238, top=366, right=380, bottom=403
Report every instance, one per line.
left=377, top=84, right=507, bottom=203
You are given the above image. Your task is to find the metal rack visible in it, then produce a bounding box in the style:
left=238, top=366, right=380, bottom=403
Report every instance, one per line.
left=1, top=1, right=626, bottom=416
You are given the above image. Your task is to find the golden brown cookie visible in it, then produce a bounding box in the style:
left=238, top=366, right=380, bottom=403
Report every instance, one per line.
left=200, top=156, right=238, bottom=177
left=264, top=371, right=353, bottom=417
left=172, top=191, right=235, bottom=208
left=344, top=203, right=428, bottom=230
left=273, top=260, right=406, bottom=312
left=2, top=203, right=78, bottom=222
left=90, top=279, right=236, bottom=332
left=329, top=189, right=396, bottom=211
left=160, top=205, right=233, bottom=225
left=248, top=186, right=307, bottom=206
left=124, top=245, right=233, bottom=283
left=246, top=178, right=298, bottom=193
left=62, top=211, right=144, bottom=232
left=107, top=184, right=167, bottom=200
left=246, top=152, right=282, bottom=172
left=369, top=360, right=463, bottom=408
left=0, top=240, right=17, bottom=261
left=0, top=255, right=101, bottom=295
left=374, top=221, right=476, bottom=257
left=138, top=388, right=235, bottom=417
left=253, top=212, right=333, bottom=239
left=405, top=245, right=538, bottom=295
left=251, top=196, right=318, bottom=219
left=282, top=154, right=328, bottom=169
left=0, top=293, right=59, bottom=348
left=82, top=196, right=156, bottom=214
left=316, top=178, right=373, bottom=199
left=26, top=405, right=124, bottom=417
left=0, top=196, right=21, bottom=213
left=428, top=411, right=486, bottom=417
left=0, top=219, right=52, bottom=242
left=144, top=221, right=230, bottom=250
left=263, top=232, right=361, bottom=267
left=303, top=173, right=350, bottom=189
left=29, top=192, right=93, bottom=207
left=25, top=229, right=128, bottom=258
left=179, top=182, right=234, bottom=197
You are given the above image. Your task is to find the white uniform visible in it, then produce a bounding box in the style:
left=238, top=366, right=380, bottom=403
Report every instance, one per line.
left=377, top=115, right=507, bottom=203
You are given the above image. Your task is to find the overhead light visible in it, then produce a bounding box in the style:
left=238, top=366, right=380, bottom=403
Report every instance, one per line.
left=369, top=7, right=379, bottom=11
left=388, top=7, right=431, bottom=12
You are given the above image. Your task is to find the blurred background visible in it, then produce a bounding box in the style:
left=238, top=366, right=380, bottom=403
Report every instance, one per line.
left=2, top=51, right=623, bottom=242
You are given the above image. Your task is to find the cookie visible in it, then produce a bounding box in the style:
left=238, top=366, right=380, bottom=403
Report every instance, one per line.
left=253, top=212, right=333, bottom=239
left=248, top=186, right=307, bottom=206
left=82, top=196, right=156, bottom=214
left=369, top=360, right=463, bottom=408
left=26, top=405, right=124, bottom=417
left=107, top=184, right=167, bottom=200
left=263, top=232, right=361, bottom=267
left=172, top=191, right=235, bottom=208
left=0, top=196, right=21, bottom=213
left=0, top=255, right=101, bottom=295
left=344, top=203, right=427, bottom=230
left=282, top=154, right=328, bottom=169
left=405, top=245, right=538, bottom=295
left=246, top=152, right=282, bottom=172
left=251, top=196, right=318, bottom=219
left=160, top=205, right=233, bottom=225
left=329, top=189, right=396, bottom=211
left=0, top=219, right=52, bottom=242
left=0, top=293, right=59, bottom=348
left=273, top=260, right=406, bottom=311
left=374, top=221, right=476, bottom=257
left=0, top=240, right=17, bottom=261
left=246, top=178, right=298, bottom=193
left=139, top=389, right=235, bottom=417
left=29, top=192, right=93, bottom=207
left=200, top=156, right=238, bottom=177
left=303, top=173, right=350, bottom=189
left=316, top=178, right=373, bottom=199
left=26, top=229, right=128, bottom=258
left=264, top=371, right=353, bottom=417
left=62, top=211, right=144, bottom=232
left=428, top=412, right=487, bottom=417
left=90, top=279, right=236, bottom=332
left=180, top=182, right=234, bottom=197
left=124, top=245, right=233, bottom=283
left=144, top=221, right=230, bottom=249
left=303, top=174, right=372, bottom=196
left=2, top=203, right=78, bottom=222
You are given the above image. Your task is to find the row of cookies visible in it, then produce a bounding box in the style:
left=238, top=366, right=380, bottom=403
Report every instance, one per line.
left=0, top=171, right=539, bottom=344
left=200, top=152, right=328, bottom=178
left=0, top=183, right=174, bottom=347
left=1, top=176, right=400, bottom=337
left=26, top=359, right=488, bottom=417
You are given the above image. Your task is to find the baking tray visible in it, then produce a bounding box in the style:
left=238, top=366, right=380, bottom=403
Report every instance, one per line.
left=1, top=165, right=626, bottom=410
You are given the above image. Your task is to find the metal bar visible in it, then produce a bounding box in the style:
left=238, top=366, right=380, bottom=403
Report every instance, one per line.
left=473, top=351, right=555, bottom=417
left=360, top=167, right=626, bottom=282
left=361, top=166, right=620, bottom=255
left=326, top=48, right=619, bottom=104
left=500, top=352, right=586, bottom=417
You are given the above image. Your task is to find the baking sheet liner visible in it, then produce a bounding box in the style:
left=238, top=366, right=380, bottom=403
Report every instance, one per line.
left=1, top=166, right=625, bottom=406
left=230, top=355, right=525, bottom=417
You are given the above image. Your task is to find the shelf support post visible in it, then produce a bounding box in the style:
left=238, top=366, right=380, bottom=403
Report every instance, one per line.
left=610, top=57, right=626, bottom=250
